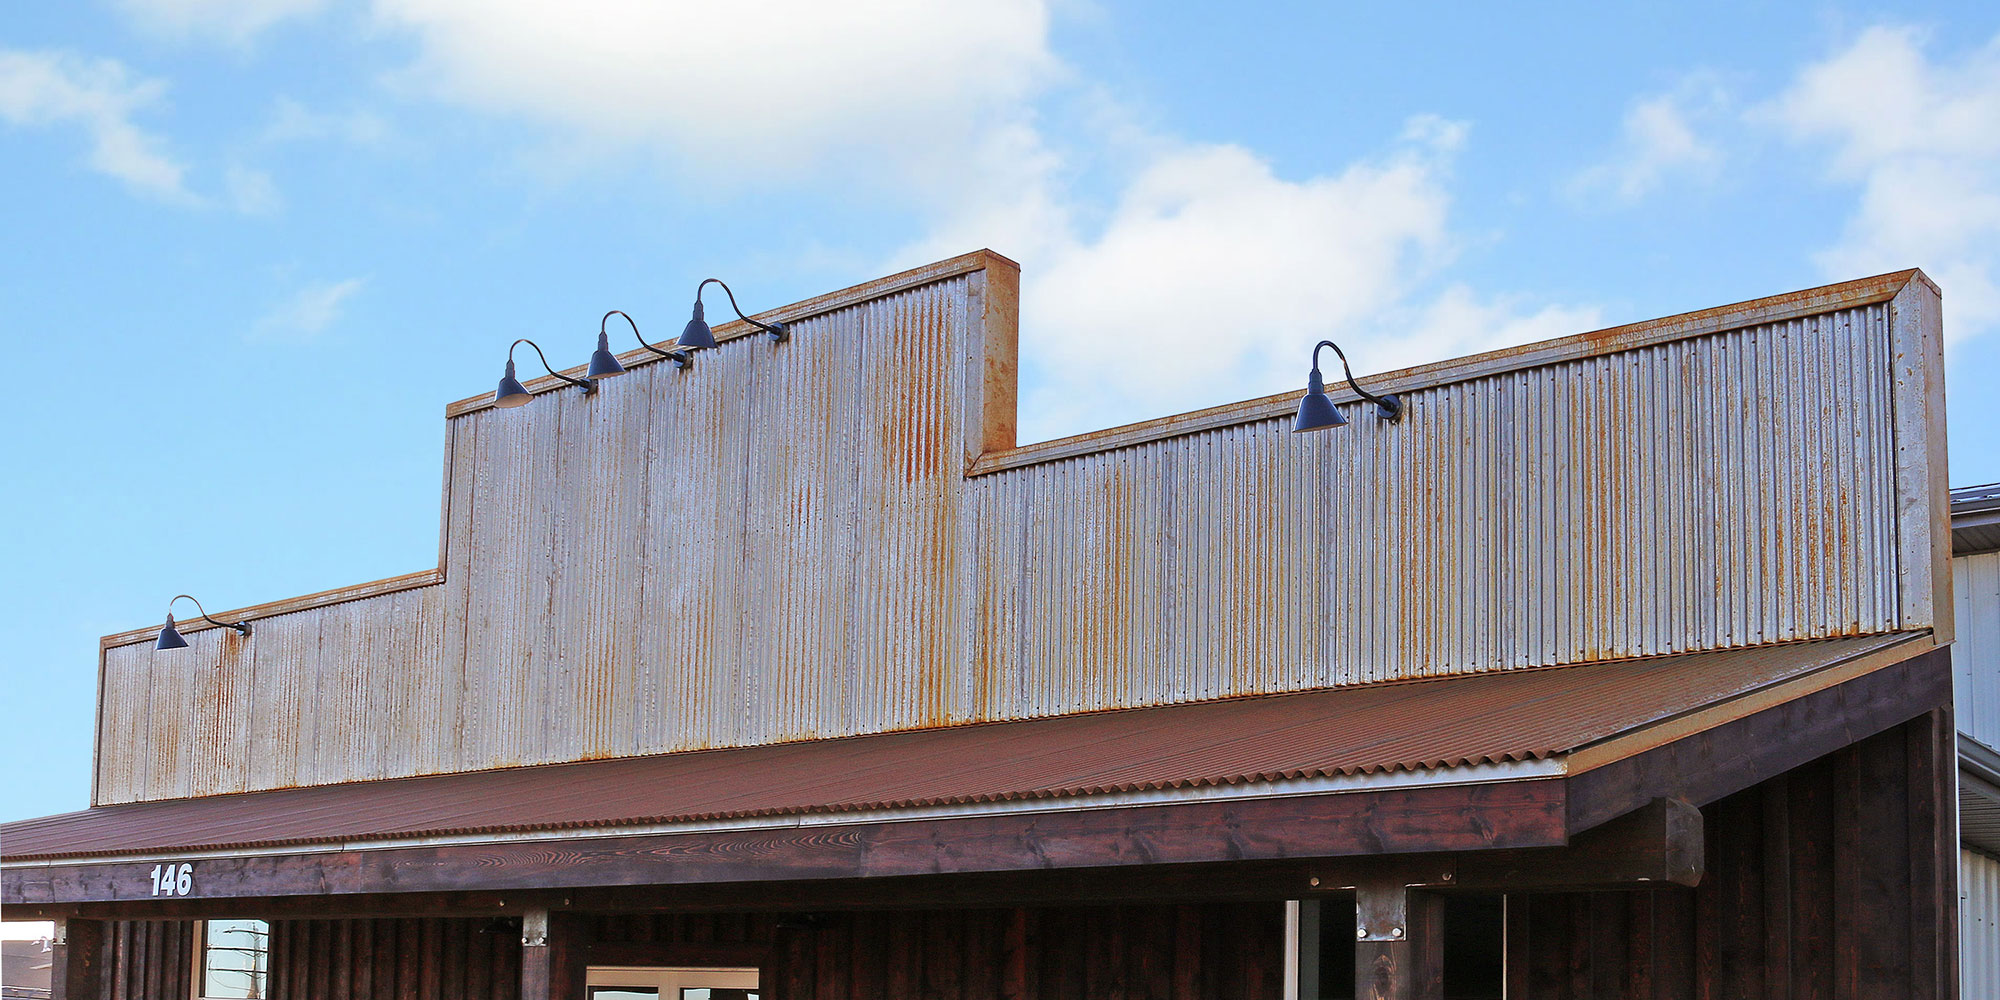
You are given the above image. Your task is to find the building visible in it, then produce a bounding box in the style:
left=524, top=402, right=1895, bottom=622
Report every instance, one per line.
left=2, top=936, right=54, bottom=1000
left=0, top=252, right=1961, bottom=999
left=1954, top=483, right=2000, bottom=996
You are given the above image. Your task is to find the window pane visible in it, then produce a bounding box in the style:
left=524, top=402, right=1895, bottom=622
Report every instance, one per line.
left=201, top=919, right=269, bottom=1000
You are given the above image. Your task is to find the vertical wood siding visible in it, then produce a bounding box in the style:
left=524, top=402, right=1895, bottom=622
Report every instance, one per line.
left=93, top=267, right=1944, bottom=803
left=1508, top=714, right=1957, bottom=1000
left=93, top=920, right=195, bottom=1000
left=250, top=904, right=1280, bottom=1000
left=266, top=917, right=520, bottom=1000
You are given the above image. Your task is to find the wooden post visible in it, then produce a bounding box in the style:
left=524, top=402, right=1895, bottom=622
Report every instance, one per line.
left=49, top=917, right=104, bottom=1000
left=519, top=909, right=590, bottom=1000
left=1355, top=878, right=1443, bottom=1000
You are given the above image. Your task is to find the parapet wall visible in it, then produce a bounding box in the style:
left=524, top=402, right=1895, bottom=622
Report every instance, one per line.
left=90, top=254, right=1949, bottom=804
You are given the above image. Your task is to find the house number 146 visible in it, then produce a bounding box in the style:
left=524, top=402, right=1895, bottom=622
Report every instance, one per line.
left=149, top=862, right=193, bottom=896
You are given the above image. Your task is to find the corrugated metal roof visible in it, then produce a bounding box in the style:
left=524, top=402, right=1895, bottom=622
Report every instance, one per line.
left=3, top=634, right=1916, bottom=862
left=1954, top=482, right=2000, bottom=554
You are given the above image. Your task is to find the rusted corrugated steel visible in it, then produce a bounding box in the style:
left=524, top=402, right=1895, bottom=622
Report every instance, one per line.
left=25, top=634, right=1910, bottom=860
left=90, top=260, right=1942, bottom=805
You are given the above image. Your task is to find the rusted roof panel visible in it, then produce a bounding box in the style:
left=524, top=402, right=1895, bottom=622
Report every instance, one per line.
left=7, top=634, right=1917, bottom=862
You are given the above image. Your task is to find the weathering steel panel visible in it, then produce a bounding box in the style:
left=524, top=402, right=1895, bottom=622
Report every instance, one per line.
left=90, top=259, right=1942, bottom=803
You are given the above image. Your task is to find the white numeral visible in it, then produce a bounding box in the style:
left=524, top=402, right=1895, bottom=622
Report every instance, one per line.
left=147, top=862, right=194, bottom=896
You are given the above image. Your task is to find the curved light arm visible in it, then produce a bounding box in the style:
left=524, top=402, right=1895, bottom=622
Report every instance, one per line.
left=1312, top=340, right=1403, bottom=422
left=168, top=594, right=250, bottom=635
left=697, top=279, right=789, bottom=342
left=604, top=310, right=690, bottom=369
left=511, top=338, right=597, bottom=394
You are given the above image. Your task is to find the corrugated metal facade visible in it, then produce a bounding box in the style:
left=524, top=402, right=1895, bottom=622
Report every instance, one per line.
left=1966, top=848, right=2000, bottom=1000
left=91, top=260, right=1945, bottom=803
left=1958, top=550, right=2000, bottom=750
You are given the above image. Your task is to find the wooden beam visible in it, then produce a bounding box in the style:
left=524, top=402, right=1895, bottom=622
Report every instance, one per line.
left=519, top=908, right=550, bottom=1000
left=515, top=909, right=589, bottom=1000
left=26, top=797, right=1697, bottom=927
left=1452, top=798, right=1703, bottom=891
left=48, top=918, right=103, bottom=1000
left=1354, top=878, right=1443, bottom=1000
left=4, top=779, right=1567, bottom=907
left=1564, top=644, right=1951, bottom=834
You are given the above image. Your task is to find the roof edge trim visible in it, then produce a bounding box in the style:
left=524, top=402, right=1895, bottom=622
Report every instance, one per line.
left=1563, top=631, right=1932, bottom=774
left=442, top=248, right=1019, bottom=418
left=2, top=757, right=1562, bottom=866
left=971, top=268, right=1926, bottom=476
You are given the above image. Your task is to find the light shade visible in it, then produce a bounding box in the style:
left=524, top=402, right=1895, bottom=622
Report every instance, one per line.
left=679, top=299, right=717, bottom=351
left=156, top=615, right=189, bottom=650
left=587, top=331, right=626, bottom=378
left=495, top=359, right=532, bottom=408
left=1292, top=369, right=1347, bottom=433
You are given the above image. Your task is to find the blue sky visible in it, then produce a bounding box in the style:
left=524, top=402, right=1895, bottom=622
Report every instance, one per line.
left=6, top=1, right=2000, bottom=824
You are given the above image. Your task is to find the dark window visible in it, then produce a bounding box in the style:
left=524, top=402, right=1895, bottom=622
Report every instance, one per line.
left=1304, top=893, right=1505, bottom=1000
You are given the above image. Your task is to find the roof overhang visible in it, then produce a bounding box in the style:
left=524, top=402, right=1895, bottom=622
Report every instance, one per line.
left=2, top=636, right=1949, bottom=915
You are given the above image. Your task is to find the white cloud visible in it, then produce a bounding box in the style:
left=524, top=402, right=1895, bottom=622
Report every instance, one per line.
left=1572, top=80, right=1726, bottom=203
left=263, top=96, right=388, bottom=146
left=253, top=277, right=366, bottom=341
left=369, top=0, right=1054, bottom=182
left=226, top=164, right=282, bottom=214
left=363, top=2, right=1592, bottom=439
left=905, top=115, right=1601, bottom=441
left=0, top=49, right=195, bottom=202
left=1764, top=26, right=2000, bottom=344
left=115, top=0, right=328, bottom=44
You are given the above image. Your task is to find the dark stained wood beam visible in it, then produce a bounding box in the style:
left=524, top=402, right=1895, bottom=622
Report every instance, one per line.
left=1451, top=797, right=1703, bottom=891
left=3, top=779, right=1566, bottom=907
left=1565, top=644, right=1950, bottom=835
left=28, top=798, right=1702, bottom=925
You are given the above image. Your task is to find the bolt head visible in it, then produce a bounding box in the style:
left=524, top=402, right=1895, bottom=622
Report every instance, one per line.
left=1392, top=927, right=1405, bottom=939
left=1356, top=926, right=1367, bottom=940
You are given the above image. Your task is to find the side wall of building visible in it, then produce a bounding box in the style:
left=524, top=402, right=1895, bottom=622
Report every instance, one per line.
left=1965, top=848, right=2000, bottom=1000
left=1956, top=549, right=2000, bottom=750
left=1510, top=714, right=1957, bottom=1000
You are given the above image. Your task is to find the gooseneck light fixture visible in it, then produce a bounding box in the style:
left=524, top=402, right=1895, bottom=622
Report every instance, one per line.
left=590, top=309, right=691, bottom=375
left=495, top=338, right=596, bottom=409
left=156, top=594, right=250, bottom=650
left=677, top=279, right=788, bottom=352
left=1293, top=340, right=1403, bottom=433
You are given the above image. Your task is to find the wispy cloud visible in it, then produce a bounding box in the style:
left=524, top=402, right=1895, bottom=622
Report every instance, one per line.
left=902, top=115, right=1602, bottom=442
left=365, top=0, right=1599, bottom=441
left=253, top=277, right=366, bottom=341
left=0, top=49, right=195, bottom=203
left=263, top=96, right=388, bottom=146
left=225, top=164, right=282, bottom=215
left=1570, top=78, right=1728, bottom=204
left=115, top=0, right=329, bottom=45
left=370, top=0, right=1055, bottom=184
left=1760, top=25, right=2000, bottom=345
